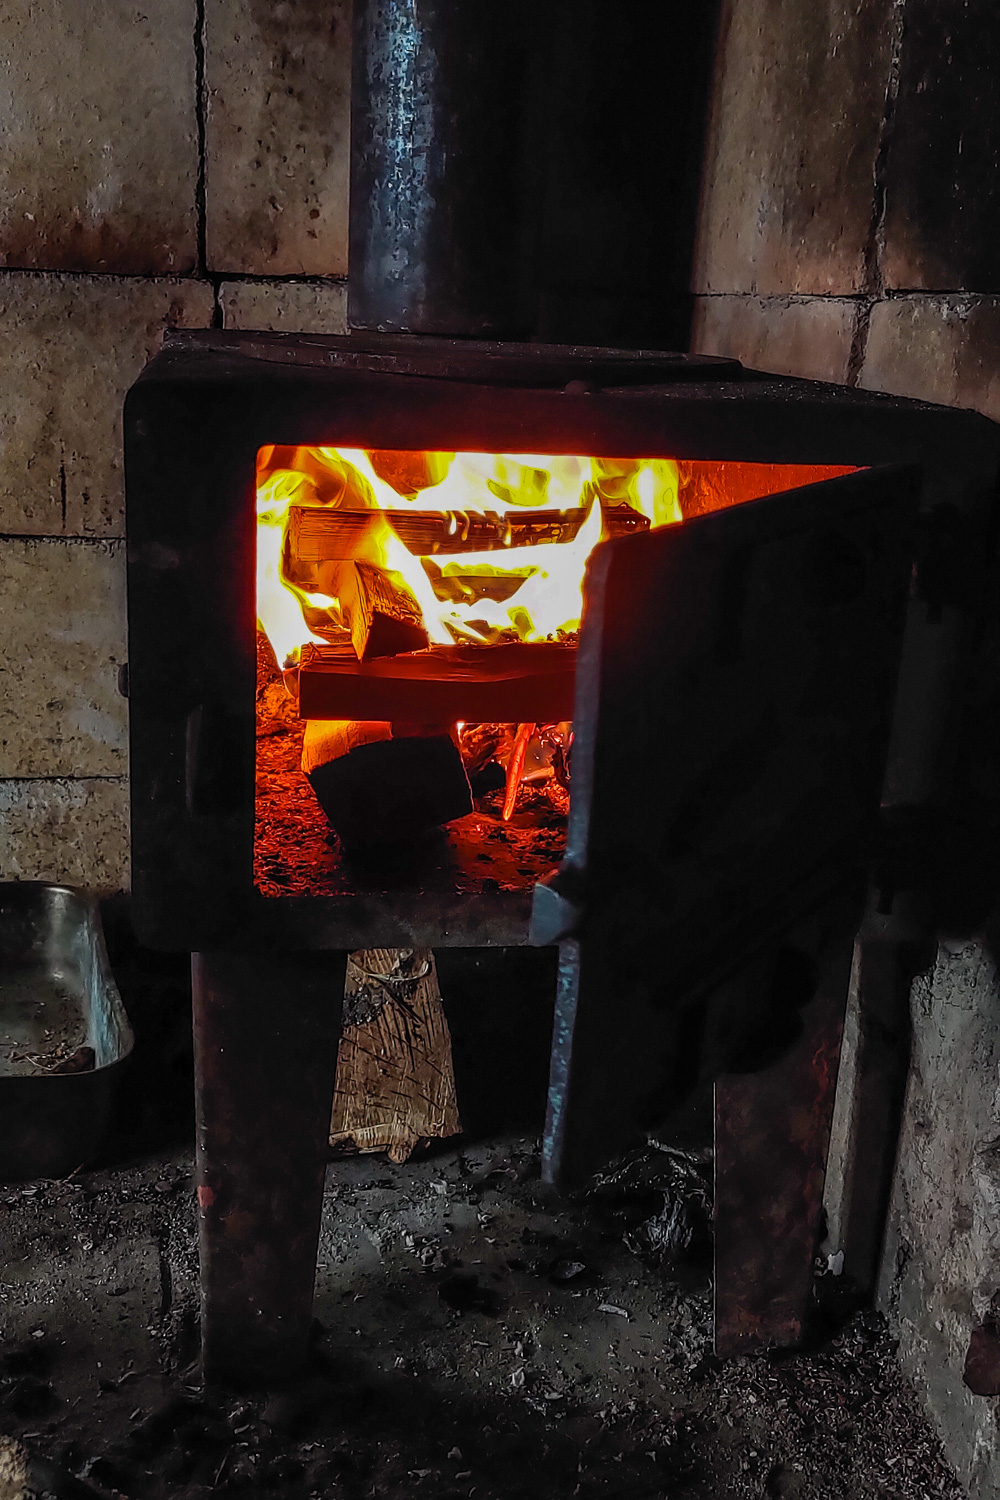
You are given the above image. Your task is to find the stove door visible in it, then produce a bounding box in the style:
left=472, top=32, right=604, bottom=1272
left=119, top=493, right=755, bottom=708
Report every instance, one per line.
left=533, top=464, right=920, bottom=1186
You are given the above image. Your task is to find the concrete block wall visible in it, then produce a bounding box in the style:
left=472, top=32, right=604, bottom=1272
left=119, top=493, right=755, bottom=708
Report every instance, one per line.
left=0, top=2, right=350, bottom=889
left=692, top=0, right=1000, bottom=417
left=689, top=1, right=1000, bottom=1492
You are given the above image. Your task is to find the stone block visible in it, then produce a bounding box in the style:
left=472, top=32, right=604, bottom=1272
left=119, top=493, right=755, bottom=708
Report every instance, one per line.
left=693, top=0, right=894, bottom=295
left=0, top=778, right=129, bottom=890
left=0, top=273, right=214, bottom=536
left=881, top=0, right=1000, bottom=291
left=861, top=296, right=1000, bottom=423
left=877, top=941, right=1000, bottom=1498
left=205, top=0, right=351, bottom=276
left=0, top=0, right=198, bottom=274
left=219, top=278, right=348, bottom=332
left=0, top=539, right=127, bottom=778
left=690, top=295, right=857, bottom=384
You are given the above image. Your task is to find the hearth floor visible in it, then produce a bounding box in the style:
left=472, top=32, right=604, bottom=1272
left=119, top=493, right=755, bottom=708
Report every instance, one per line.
left=0, top=1136, right=962, bottom=1500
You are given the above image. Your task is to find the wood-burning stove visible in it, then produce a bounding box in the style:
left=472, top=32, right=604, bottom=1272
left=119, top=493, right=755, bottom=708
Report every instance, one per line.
left=125, top=328, right=1000, bottom=1378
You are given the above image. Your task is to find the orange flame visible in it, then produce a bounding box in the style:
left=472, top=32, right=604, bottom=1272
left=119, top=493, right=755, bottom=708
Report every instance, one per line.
left=255, top=447, right=683, bottom=667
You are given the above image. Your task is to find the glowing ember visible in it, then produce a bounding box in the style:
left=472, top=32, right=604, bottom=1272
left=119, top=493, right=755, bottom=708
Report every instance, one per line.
left=255, top=447, right=683, bottom=667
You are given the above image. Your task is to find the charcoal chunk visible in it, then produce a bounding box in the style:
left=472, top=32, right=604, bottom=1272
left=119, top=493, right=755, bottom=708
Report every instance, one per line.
left=308, top=733, right=472, bottom=850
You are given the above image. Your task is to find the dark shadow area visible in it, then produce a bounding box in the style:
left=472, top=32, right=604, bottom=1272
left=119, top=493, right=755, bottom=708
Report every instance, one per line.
left=437, top=946, right=558, bottom=1139
left=529, top=0, right=722, bottom=349
left=929, top=620, right=1000, bottom=957
left=99, top=894, right=194, bottom=1160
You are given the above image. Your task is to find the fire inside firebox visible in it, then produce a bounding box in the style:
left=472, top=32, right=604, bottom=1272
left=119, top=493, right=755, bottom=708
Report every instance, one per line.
left=253, top=448, right=856, bottom=898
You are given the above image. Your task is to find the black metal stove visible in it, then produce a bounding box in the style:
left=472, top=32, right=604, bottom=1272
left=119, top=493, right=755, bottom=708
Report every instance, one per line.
left=124, top=328, right=1000, bottom=1378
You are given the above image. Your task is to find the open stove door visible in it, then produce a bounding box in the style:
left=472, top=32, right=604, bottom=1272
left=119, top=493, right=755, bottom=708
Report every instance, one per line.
left=532, top=464, right=920, bottom=1187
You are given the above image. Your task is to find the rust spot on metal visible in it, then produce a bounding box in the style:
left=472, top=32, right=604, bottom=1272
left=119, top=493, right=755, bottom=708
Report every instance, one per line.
left=714, top=940, right=853, bottom=1357
left=197, top=1184, right=215, bottom=1209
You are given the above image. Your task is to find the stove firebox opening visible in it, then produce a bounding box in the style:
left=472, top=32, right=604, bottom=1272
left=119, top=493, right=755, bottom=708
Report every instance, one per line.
left=253, top=447, right=857, bottom=898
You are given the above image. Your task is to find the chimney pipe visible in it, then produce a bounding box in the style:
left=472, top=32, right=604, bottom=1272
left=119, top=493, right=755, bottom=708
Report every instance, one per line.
left=348, top=0, right=535, bottom=339
left=348, top=0, right=721, bottom=347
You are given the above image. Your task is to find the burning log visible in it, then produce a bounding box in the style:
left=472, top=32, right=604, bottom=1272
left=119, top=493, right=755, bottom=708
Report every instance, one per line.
left=282, top=509, right=431, bottom=660
left=297, top=641, right=577, bottom=723
left=287, top=501, right=648, bottom=559
left=334, top=559, right=430, bottom=661
left=302, top=718, right=472, bottom=850
left=330, top=947, right=460, bottom=1162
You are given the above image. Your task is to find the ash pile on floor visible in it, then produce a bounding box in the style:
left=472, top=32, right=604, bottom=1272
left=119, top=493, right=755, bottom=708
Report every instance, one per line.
left=0, top=1135, right=963, bottom=1500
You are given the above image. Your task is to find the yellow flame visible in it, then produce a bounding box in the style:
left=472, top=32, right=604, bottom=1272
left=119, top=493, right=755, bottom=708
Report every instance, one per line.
left=337, top=448, right=595, bottom=515
left=256, top=471, right=332, bottom=664
left=632, top=460, right=683, bottom=526
left=255, top=449, right=682, bottom=666
left=429, top=498, right=603, bottom=644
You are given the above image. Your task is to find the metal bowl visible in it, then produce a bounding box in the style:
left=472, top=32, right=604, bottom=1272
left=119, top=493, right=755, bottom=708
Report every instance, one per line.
left=0, top=883, right=134, bottom=1180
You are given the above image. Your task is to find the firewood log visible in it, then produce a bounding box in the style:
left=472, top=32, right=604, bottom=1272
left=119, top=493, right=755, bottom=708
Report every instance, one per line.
left=287, top=500, right=648, bottom=560
left=288, top=502, right=598, bottom=557
left=297, top=641, right=577, bottom=723
left=282, top=512, right=430, bottom=662
left=335, top=560, right=430, bottom=662
left=330, top=947, right=460, bottom=1162
left=302, top=719, right=472, bottom=850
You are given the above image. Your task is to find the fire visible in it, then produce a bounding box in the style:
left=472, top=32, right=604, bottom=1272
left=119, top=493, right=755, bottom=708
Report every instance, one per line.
left=255, top=447, right=683, bottom=667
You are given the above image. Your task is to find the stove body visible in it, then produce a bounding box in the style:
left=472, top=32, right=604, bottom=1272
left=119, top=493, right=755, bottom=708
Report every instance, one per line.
left=125, top=329, right=1000, bottom=1376
left=126, top=330, right=998, bottom=942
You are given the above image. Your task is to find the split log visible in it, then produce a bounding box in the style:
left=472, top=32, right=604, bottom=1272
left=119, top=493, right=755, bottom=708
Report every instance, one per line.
left=282, top=510, right=430, bottom=662
left=420, top=561, right=529, bottom=608
left=290, top=503, right=591, bottom=557
left=297, top=640, right=577, bottom=724
left=301, top=717, right=391, bottom=770
left=302, top=718, right=472, bottom=850
left=284, top=505, right=371, bottom=572
left=335, top=560, right=430, bottom=661
left=288, top=501, right=648, bottom=560
left=330, top=947, right=461, bottom=1162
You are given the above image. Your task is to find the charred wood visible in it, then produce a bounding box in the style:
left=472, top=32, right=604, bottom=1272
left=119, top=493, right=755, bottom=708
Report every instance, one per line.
left=302, top=719, right=472, bottom=850
left=330, top=947, right=461, bottom=1162
left=503, top=722, right=537, bottom=821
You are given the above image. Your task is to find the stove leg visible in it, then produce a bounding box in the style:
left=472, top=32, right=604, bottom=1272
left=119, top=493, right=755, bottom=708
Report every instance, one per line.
left=191, top=949, right=346, bottom=1384
left=713, top=936, right=853, bottom=1356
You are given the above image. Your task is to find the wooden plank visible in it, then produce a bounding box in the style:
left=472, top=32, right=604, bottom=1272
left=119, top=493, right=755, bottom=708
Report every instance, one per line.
left=330, top=948, right=461, bottom=1163
left=297, top=640, right=577, bottom=723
